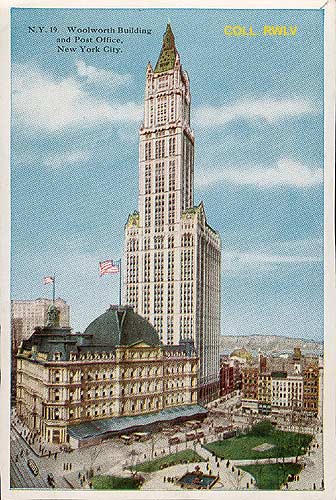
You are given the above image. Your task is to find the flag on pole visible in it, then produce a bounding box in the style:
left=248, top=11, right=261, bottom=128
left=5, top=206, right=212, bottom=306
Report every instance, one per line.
left=43, top=276, right=54, bottom=285
left=99, top=260, right=120, bottom=276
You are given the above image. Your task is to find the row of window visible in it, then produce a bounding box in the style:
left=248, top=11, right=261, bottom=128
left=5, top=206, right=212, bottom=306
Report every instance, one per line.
left=146, top=94, right=176, bottom=127
left=144, top=138, right=176, bottom=161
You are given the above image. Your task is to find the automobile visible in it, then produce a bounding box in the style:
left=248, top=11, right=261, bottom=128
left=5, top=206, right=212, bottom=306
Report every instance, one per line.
left=120, top=435, right=133, bottom=445
left=27, top=459, right=39, bottom=476
left=168, top=435, right=180, bottom=445
left=185, top=432, right=196, bottom=441
left=133, top=432, right=151, bottom=442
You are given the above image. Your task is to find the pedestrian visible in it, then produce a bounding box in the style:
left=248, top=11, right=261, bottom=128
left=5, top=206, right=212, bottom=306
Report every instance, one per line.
left=78, top=472, right=81, bottom=479
left=89, top=481, right=92, bottom=489
left=54, top=452, right=57, bottom=460
left=163, top=476, right=166, bottom=482
left=313, top=483, right=316, bottom=490
left=49, top=450, right=51, bottom=458
left=322, top=479, right=324, bottom=489
left=246, top=482, right=249, bottom=489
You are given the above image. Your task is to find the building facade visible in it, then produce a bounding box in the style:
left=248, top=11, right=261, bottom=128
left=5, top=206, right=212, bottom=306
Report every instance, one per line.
left=16, top=305, right=200, bottom=446
left=303, top=364, right=319, bottom=416
left=220, top=357, right=242, bottom=397
left=11, top=298, right=70, bottom=402
left=124, top=24, right=221, bottom=402
left=12, top=298, right=70, bottom=340
left=241, top=350, right=320, bottom=416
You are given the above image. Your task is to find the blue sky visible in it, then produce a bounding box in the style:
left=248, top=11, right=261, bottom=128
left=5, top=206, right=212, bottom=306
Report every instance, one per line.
left=11, top=8, right=324, bottom=340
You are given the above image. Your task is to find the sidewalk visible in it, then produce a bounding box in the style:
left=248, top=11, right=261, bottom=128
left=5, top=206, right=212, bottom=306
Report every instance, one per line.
left=11, top=410, right=70, bottom=458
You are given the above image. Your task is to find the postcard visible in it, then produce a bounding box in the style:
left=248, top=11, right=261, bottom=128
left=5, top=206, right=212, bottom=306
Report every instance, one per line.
left=1, top=1, right=335, bottom=499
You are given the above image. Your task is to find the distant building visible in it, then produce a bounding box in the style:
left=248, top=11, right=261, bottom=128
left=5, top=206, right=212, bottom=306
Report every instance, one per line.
left=241, top=349, right=320, bottom=417
left=303, top=364, right=319, bottom=416
left=241, top=367, right=259, bottom=400
left=271, top=371, right=303, bottom=411
left=16, top=305, right=203, bottom=447
left=220, top=357, right=242, bottom=397
left=230, top=348, right=253, bottom=365
left=258, top=373, right=272, bottom=408
left=11, top=298, right=70, bottom=340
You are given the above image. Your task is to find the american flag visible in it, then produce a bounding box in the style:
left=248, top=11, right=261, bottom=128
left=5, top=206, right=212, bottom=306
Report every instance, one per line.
left=99, top=260, right=119, bottom=276
left=43, top=276, right=54, bottom=285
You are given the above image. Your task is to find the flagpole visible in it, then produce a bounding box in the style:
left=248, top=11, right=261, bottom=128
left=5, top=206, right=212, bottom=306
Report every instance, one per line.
left=53, top=273, right=56, bottom=305
left=119, top=258, right=122, bottom=307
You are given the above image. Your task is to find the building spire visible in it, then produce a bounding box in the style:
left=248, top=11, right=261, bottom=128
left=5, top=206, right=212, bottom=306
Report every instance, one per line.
left=154, top=23, right=178, bottom=73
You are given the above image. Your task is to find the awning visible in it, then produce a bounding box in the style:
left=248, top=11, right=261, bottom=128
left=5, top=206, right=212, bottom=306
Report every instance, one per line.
left=68, top=404, right=207, bottom=441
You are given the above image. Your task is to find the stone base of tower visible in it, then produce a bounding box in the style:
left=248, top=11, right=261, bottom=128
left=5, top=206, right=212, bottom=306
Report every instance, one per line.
left=198, top=381, right=220, bottom=404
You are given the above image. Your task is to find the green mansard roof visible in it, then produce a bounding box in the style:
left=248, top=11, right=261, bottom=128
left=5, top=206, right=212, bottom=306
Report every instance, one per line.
left=84, top=306, right=162, bottom=348
left=154, top=23, right=178, bottom=73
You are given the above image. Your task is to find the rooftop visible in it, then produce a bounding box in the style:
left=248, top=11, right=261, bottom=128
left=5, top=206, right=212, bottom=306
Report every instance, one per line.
left=68, top=405, right=207, bottom=441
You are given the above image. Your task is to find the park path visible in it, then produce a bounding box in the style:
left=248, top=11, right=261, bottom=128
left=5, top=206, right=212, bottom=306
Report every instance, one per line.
left=284, top=431, right=323, bottom=491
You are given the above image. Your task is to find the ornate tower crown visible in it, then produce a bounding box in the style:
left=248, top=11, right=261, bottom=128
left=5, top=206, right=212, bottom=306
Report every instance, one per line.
left=154, top=23, right=178, bottom=73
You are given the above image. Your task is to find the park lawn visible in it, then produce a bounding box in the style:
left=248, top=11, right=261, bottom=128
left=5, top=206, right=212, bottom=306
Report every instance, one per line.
left=204, top=429, right=312, bottom=460
left=240, top=463, right=303, bottom=490
left=92, top=475, right=140, bottom=490
left=135, top=449, right=206, bottom=473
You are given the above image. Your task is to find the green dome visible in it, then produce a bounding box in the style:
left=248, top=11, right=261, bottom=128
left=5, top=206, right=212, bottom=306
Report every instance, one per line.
left=84, top=306, right=161, bottom=348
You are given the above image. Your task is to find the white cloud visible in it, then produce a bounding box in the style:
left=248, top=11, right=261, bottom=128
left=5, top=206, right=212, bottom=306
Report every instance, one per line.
left=194, top=98, right=320, bottom=127
left=222, top=238, right=323, bottom=274
left=196, top=158, right=323, bottom=189
left=75, top=59, right=133, bottom=88
left=12, top=63, right=142, bottom=132
left=43, top=149, right=92, bottom=168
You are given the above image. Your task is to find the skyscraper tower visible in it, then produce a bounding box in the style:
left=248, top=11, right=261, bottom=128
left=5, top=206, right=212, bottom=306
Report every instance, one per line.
left=124, top=24, right=221, bottom=402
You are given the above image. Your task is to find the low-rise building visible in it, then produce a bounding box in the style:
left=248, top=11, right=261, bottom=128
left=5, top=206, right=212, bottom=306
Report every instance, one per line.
left=16, top=305, right=203, bottom=447
left=219, top=358, right=242, bottom=397
left=240, top=348, right=320, bottom=417
left=271, top=371, right=303, bottom=411
left=303, top=363, right=319, bottom=416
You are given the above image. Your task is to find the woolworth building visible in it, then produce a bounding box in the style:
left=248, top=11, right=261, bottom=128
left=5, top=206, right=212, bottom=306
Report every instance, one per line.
left=124, top=24, right=221, bottom=402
